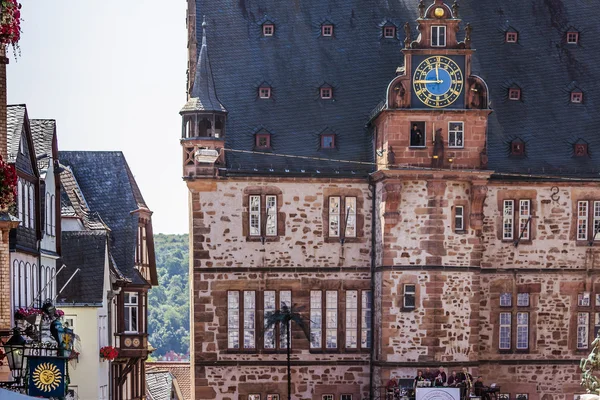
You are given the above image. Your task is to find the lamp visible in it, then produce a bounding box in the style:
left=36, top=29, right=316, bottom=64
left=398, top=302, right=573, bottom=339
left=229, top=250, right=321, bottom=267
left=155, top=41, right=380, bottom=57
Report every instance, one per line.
left=3, top=328, right=27, bottom=382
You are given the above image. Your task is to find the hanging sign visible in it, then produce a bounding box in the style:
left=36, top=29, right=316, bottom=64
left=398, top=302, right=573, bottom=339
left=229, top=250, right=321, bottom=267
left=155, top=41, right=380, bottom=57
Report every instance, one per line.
left=27, top=356, right=66, bottom=398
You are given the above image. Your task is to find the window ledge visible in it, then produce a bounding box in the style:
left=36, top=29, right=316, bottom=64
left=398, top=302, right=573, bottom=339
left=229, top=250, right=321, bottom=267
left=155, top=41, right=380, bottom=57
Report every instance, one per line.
left=324, top=237, right=362, bottom=244
left=246, top=236, right=281, bottom=243
left=401, top=307, right=416, bottom=312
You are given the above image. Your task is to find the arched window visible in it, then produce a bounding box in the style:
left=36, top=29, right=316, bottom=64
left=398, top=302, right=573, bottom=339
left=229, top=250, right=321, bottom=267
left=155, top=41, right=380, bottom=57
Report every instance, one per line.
left=40, top=267, right=47, bottom=301
left=20, top=262, right=28, bottom=309
left=28, top=184, right=34, bottom=229
left=12, top=260, right=19, bottom=309
left=51, top=195, right=56, bottom=236
left=32, top=264, right=38, bottom=307
left=17, top=180, right=23, bottom=222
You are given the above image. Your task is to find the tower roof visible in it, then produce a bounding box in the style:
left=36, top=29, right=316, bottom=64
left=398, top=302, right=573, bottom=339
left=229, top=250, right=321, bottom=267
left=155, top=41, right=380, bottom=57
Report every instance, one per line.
left=181, top=17, right=227, bottom=114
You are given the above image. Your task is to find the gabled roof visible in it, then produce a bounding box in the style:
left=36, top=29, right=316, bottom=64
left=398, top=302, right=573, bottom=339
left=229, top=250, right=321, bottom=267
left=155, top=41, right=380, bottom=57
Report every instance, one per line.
left=30, top=119, right=56, bottom=172
left=59, top=164, right=108, bottom=231
left=145, top=370, right=174, bottom=400
left=6, top=104, right=25, bottom=163
left=57, top=230, right=108, bottom=305
left=146, top=362, right=190, bottom=400
left=59, top=151, right=153, bottom=286
left=196, top=0, right=600, bottom=178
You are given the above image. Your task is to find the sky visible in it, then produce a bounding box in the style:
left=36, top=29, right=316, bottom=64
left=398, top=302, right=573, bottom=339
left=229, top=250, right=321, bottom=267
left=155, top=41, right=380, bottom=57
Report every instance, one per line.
left=7, top=0, right=189, bottom=234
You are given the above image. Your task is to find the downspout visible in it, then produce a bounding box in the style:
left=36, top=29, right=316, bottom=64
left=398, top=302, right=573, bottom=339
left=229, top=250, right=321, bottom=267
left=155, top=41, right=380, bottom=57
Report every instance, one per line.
left=369, top=179, right=376, bottom=399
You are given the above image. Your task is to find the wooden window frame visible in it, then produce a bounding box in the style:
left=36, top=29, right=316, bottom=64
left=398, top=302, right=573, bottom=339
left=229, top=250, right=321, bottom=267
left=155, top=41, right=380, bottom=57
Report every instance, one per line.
left=575, top=143, right=588, bottom=157
left=321, top=24, right=334, bottom=37
left=249, top=195, right=261, bottom=237
left=567, top=31, right=579, bottom=44
left=321, top=133, right=335, bottom=149
left=502, top=199, right=532, bottom=242
left=431, top=25, right=446, bottom=47
left=328, top=196, right=357, bottom=238
left=383, top=26, right=396, bottom=39
left=506, top=32, right=518, bottom=43
left=263, top=290, right=292, bottom=351
left=263, top=24, right=274, bottom=37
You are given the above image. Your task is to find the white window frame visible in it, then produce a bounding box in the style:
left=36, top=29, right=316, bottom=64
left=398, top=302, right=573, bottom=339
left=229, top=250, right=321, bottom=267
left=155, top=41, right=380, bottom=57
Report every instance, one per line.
left=227, top=291, right=240, bottom=349
left=266, top=195, right=277, bottom=236
left=519, top=200, right=531, bottom=240
left=322, top=24, right=333, bottom=37
left=266, top=395, right=280, bottom=400
left=455, top=206, right=464, bottom=231
left=500, top=292, right=512, bottom=307
left=249, top=395, right=261, bottom=400
left=45, top=192, right=50, bottom=233
left=17, top=179, right=23, bottom=222
left=578, top=312, right=589, bottom=350
left=403, top=284, right=416, bottom=309
left=503, top=200, right=515, bottom=240
left=361, top=290, right=372, bottom=348
left=28, top=183, right=34, bottom=229
left=567, top=31, right=579, bottom=44
left=345, top=290, right=358, bottom=349
left=516, top=312, right=529, bottom=350
left=249, top=195, right=261, bottom=236
left=383, top=26, right=396, bottom=39
left=310, top=290, right=322, bottom=349
left=578, top=201, right=588, bottom=240
left=264, top=291, right=276, bottom=349
left=499, top=312, right=511, bottom=350
left=325, top=291, right=338, bottom=349
left=579, top=292, right=591, bottom=307
left=263, top=24, right=274, bottom=37
left=594, top=201, right=600, bottom=241
left=329, top=196, right=341, bottom=237
left=431, top=25, right=446, bottom=47
left=517, top=293, right=530, bottom=307
left=23, top=182, right=29, bottom=228
left=322, top=395, right=334, bottom=400
left=243, top=291, right=256, bottom=349
left=448, top=122, right=464, bottom=148
left=124, top=292, right=139, bottom=333
left=279, top=291, right=292, bottom=349
left=259, top=87, right=271, bottom=99
left=345, top=197, right=357, bottom=238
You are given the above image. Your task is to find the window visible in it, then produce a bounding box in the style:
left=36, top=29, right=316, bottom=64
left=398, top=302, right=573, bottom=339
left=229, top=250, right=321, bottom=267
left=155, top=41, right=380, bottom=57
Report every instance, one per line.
left=280, top=291, right=291, bottom=348
left=63, top=316, right=76, bottom=331
left=124, top=292, right=139, bottom=333
left=259, top=87, right=271, bottom=99
left=578, top=292, right=591, bottom=307
left=516, top=312, right=529, bottom=349
left=509, top=88, right=521, bottom=100
left=255, top=133, right=271, bottom=149
left=345, top=197, right=357, bottom=238
left=516, top=395, right=528, bottom=400
left=341, top=396, right=353, bottom=400
left=99, top=315, right=108, bottom=348
left=321, top=134, right=335, bottom=149
left=249, top=195, right=261, bottom=236
left=227, top=291, right=239, bottom=349
left=500, top=292, right=512, bottom=307
left=499, top=312, right=511, bottom=350
left=19, top=135, right=24, bottom=154
left=322, top=24, right=333, bottom=37
left=328, top=197, right=340, bottom=237
left=502, top=199, right=531, bottom=241
left=28, top=183, right=34, bottom=229
left=567, top=31, right=579, bottom=44
left=403, top=284, right=416, bottom=309
left=383, top=26, right=396, bottom=38
left=244, top=291, right=256, bottom=349
left=517, top=293, right=530, bottom=307
left=267, top=396, right=280, bottom=400
left=506, top=32, right=518, bottom=43
left=571, top=91, right=583, bottom=104
left=595, top=313, right=600, bottom=339
left=249, top=395, right=261, bottom=400
left=320, top=87, right=332, bottom=99
left=326, top=291, right=338, bottom=348
left=322, top=395, right=334, bottom=400
left=431, top=26, right=446, bottom=47
left=99, top=385, right=108, bottom=400
left=346, top=291, right=358, bottom=348
left=511, top=140, right=525, bottom=156
left=17, top=179, right=22, bottom=222
left=263, top=24, right=274, bottom=36
left=448, top=122, right=464, bottom=148
left=410, top=122, right=426, bottom=147
left=264, top=291, right=276, bottom=349
left=361, top=290, right=372, bottom=348
left=310, top=290, right=322, bottom=349
left=23, top=181, right=29, bottom=228
left=246, top=193, right=281, bottom=239
left=577, top=201, right=600, bottom=242
left=578, top=312, right=589, bottom=349
left=575, top=143, right=588, bottom=157
left=455, top=206, right=464, bottom=232
left=266, top=196, right=277, bottom=236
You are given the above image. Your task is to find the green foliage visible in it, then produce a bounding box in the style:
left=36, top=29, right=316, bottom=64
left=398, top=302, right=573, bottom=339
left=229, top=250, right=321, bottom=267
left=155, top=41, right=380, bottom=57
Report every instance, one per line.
left=148, top=233, right=190, bottom=358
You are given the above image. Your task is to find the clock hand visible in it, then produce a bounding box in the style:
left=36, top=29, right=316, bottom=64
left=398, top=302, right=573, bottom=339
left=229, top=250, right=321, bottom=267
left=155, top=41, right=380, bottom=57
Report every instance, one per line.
left=436, top=65, right=439, bottom=81
left=414, top=80, right=442, bottom=84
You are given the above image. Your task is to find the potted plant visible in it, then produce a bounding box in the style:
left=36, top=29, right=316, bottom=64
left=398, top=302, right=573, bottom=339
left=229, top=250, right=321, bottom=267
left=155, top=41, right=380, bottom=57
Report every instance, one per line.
left=0, top=0, right=22, bottom=57
left=99, top=345, right=118, bottom=361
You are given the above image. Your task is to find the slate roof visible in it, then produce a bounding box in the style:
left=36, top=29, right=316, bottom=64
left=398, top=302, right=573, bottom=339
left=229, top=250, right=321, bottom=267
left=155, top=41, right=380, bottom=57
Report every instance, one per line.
left=30, top=119, right=55, bottom=172
left=59, top=151, right=148, bottom=285
left=57, top=231, right=108, bottom=305
left=145, top=370, right=173, bottom=400
left=195, top=0, right=600, bottom=178
left=146, top=362, right=191, bottom=400
left=59, top=164, right=108, bottom=231
left=6, top=105, right=25, bottom=163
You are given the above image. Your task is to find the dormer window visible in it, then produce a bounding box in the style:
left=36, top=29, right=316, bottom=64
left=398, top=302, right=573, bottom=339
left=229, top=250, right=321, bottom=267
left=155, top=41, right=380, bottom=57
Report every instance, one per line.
left=571, top=91, right=583, bottom=104
left=506, top=32, right=518, bottom=43
left=321, top=134, right=336, bottom=149
left=431, top=26, right=446, bottom=47
left=509, top=87, right=521, bottom=101
left=320, top=87, right=333, bottom=99
left=511, top=140, right=525, bottom=156
left=383, top=25, right=396, bottom=39
left=263, top=24, right=275, bottom=37
left=575, top=143, right=588, bottom=157
left=259, top=87, right=272, bottom=99
left=322, top=24, right=334, bottom=37
left=256, top=133, right=271, bottom=149
left=567, top=31, right=579, bottom=44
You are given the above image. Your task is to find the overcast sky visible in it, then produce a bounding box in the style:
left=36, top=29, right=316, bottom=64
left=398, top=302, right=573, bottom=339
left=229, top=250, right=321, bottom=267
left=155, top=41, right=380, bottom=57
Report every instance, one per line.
left=7, top=0, right=189, bottom=234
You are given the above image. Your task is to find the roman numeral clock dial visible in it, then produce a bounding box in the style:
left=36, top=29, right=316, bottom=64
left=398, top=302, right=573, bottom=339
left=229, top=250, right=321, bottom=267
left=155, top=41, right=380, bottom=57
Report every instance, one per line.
left=413, top=56, right=464, bottom=108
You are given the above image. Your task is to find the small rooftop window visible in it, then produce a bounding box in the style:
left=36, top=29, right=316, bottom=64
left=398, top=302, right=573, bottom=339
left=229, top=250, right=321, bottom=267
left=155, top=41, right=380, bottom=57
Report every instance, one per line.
left=263, top=23, right=275, bottom=37
left=571, top=91, right=583, bottom=104
left=256, top=133, right=271, bottom=149
left=322, top=24, right=334, bottom=37
left=321, top=134, right=336, bottom=149
left=383, top=25, right=396, bottom=39
left=511, top=140, right=525, bottom=156
left=505, top=32, right=518, bottom=43
left=508, top=88, right=521, bottom=101
left=259, top=87, right=272, bottom=99
left=320, top=87, right=333, bottom=100
left=574, top=143, right=588, bottom=157
left=567, top=31, right=579, bottom=44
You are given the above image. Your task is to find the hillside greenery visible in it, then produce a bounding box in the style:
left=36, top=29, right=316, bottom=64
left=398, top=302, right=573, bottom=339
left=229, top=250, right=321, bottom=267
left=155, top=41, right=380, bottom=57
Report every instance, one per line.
left=148, top=233, right=190, bottom=358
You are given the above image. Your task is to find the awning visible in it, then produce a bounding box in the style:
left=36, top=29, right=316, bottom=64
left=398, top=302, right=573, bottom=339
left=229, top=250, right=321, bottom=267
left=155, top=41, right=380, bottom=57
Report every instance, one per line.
left=0, top=388, right=41, bottom=399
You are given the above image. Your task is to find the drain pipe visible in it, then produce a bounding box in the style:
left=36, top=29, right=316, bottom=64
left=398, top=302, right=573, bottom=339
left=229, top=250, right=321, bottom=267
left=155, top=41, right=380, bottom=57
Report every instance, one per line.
left=368, top=179, right=377, bottom=399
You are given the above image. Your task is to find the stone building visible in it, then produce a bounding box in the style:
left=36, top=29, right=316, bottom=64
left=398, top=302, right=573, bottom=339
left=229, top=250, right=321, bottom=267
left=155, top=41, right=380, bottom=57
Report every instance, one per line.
left=181, top=1, right=600, bottom=399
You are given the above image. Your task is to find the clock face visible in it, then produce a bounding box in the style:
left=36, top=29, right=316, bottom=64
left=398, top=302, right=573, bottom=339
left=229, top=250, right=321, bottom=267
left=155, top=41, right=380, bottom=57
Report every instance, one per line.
left=413, top=56, right=464, bottom=108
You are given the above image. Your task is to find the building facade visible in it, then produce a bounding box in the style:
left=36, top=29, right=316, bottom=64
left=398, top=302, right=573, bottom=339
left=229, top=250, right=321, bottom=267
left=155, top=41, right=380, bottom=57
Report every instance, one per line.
left=184, top=1, right=600, bottom=399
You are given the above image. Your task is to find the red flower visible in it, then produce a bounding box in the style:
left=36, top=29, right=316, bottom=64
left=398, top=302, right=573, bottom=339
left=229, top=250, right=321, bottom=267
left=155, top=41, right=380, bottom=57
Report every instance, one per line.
left=99, top=346, right=119, bottom=361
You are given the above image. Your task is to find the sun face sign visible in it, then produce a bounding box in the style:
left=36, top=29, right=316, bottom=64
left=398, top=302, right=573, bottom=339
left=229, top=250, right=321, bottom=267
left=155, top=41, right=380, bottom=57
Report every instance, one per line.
left=32, top=362, right=62, bottom=392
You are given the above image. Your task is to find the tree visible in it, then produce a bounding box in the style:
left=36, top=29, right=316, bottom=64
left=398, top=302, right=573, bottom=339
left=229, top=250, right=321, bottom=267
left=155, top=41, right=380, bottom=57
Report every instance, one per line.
left=264, top=304, right=309, bottom=400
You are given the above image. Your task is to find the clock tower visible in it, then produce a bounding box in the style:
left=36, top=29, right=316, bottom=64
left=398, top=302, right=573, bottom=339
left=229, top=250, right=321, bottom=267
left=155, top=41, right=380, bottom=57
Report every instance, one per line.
left=369, top=0, right=493, bottom=385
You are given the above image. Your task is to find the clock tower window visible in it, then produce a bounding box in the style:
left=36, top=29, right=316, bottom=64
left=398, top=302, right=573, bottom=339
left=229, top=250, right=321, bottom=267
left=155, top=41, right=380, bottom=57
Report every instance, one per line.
left=448, top=122, right=464, bottom=148
left=431, top=26, right=446, bottom=47
left=410, top=122, right=426, bottom=148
